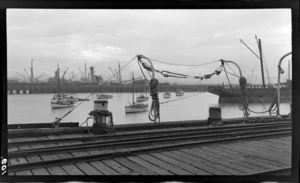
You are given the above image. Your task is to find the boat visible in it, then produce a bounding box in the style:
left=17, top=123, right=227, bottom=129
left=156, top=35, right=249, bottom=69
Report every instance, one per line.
left=163, top=92, right=171, bottom=98
left=136, top=94, right=149, bottom=102
left=52, top=93, right=80, bottom=102
left=125, top=73, right=148, bottom=113
left=97, top=94, right=113, bottom=99
left=51, top=65, right=75, bottom=109
left=176, top=90, right=184, bottom=96
left=207, top=37, right=292, bottom=103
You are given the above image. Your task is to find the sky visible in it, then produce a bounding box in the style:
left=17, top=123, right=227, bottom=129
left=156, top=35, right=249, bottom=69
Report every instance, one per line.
left=7, top=9, right=292, bottom=85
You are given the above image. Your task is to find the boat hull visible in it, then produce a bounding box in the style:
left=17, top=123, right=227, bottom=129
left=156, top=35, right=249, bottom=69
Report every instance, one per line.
left=125, top=104, right=148, bottom=113
left=207, top=86, right=292, bottom=103
left=97, top=94, right=113, bottom=99
left=51, top=102, right=74, bottom=109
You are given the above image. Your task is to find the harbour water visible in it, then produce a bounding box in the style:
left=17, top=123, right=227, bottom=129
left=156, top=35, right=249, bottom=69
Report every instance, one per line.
left=7, top=92, right=291, bottom=125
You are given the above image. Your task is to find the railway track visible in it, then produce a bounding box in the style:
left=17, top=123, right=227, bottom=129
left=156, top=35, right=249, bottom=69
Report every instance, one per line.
left=8, top=120, right=291, bottom=172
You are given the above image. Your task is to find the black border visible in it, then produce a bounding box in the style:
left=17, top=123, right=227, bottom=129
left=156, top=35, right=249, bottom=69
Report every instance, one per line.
left=1, top=0, right=299, bottom=182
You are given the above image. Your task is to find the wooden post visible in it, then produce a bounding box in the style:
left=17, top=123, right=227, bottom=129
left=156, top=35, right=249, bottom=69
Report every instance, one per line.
left=208, top=107, right=222, bottom=126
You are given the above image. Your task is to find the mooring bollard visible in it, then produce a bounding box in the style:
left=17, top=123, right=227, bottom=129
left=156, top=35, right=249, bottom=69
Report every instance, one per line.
left=208, top=107, right=223, bottom=126
left=90, top=100, right=114, bottom=134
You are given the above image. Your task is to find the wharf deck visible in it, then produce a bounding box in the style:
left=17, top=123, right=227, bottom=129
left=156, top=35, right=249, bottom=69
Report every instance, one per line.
left=7, top=118, right=291, bottom=176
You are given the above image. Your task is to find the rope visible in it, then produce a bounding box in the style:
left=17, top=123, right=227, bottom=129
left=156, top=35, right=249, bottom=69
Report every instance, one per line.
left=52, top=56, right=136, bottom=124
left=148, top=57, right=220, bottom=67
left=79, top=116, right=93, bottom=135
left=222, top=64, right=235, bottom=94
left=149, top=78, right=160, bottom=122
left=89, top=110, right=114, bottom=133
left=238, top=77, right=250, bottom=117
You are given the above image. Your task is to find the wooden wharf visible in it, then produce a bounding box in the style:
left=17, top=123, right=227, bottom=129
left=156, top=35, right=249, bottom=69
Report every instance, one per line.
left=7, top=116, right=291, bottom=176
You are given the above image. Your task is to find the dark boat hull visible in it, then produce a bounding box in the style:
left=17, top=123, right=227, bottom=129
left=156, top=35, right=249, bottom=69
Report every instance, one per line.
left=207, top=86, right=291, bottom=103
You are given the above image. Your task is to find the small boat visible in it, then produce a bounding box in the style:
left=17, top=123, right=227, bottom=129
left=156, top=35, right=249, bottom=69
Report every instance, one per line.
left=51, top=65, right=75, bottom=109
left=97, top=94, right=113, bottom=99
left=125, top=73, right=149, bottom=113
left=163, top=92, right=171, bottom=98
left=52, top=94, right=80, bottom=102
left=125, top=102, right=149, bottom=113
left=136, top=94, right=149, bottom=102
left=176, top=90, right=184, bottom=96
left=78, top=98, right=90, bottom=101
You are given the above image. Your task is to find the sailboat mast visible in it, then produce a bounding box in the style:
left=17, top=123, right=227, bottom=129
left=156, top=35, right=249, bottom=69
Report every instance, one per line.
left=257, top=38, right=266, bottom=89
left=57, top=64, right=60, bottom=96
left=132, top=73, right=134, bottom=104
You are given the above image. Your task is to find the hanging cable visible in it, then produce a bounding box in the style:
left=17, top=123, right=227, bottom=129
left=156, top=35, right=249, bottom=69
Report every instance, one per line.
left=148, top=57, right=220, bottom=67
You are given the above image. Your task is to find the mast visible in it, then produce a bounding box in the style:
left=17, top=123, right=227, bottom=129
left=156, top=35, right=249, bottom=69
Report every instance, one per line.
left=118, top=61, right=122, bottom=84
left=257, top=38, right=266, bottom=89
left=132, top=73, right=134, bottom=104
left=57, top=64, right=60, bottom=96
left=30, top=59, right=34, bottom=83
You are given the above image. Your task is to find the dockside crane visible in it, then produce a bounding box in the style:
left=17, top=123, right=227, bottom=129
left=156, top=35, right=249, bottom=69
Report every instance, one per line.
left=16, top=59, right=47, bottom=83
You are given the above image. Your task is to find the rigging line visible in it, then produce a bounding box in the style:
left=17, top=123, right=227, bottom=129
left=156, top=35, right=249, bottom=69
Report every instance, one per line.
left=222, top=65, right=235, bottom=94
left=160, top=92, right=203, bottom=104
left=148, top=57, right=220, bottom=67
left=138, top=61, right=150, bottom=85
left=56, top=56, right=137, bottom=122
left=221, top=68, right=239, bottom=78
left=225, top=62, right=239, bottom=78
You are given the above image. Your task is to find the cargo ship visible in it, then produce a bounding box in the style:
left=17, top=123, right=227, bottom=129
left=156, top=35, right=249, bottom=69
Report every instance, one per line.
left=208, top=37, right=292, bottom=103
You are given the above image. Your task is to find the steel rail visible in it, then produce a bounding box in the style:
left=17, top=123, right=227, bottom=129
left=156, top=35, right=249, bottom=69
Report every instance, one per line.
left=8, top=130, right=291, bottom=172
left=8, top=124, right=291, bottom=158
left=8, top=120, right=291, bottom=147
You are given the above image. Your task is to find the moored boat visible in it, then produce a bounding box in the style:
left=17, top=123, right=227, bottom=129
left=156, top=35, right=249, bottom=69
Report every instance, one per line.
left=176, top=90, right=184, bottom=96
left=136, top=94, right=149, bottom=102
left=163, top=92, right=171, bottom=98
left=97, top=94, right=113, bottom=99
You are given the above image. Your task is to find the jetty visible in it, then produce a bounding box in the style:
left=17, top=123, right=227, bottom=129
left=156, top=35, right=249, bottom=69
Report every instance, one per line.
left=7, top=115, right=291, bottom=176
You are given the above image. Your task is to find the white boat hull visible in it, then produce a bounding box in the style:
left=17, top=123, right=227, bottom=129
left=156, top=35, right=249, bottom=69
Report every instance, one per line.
left=97, top=94, right=113, bottom=99
left=51, top=102, right=74, bottom=109
left=125, top=104, right=148, bottom=113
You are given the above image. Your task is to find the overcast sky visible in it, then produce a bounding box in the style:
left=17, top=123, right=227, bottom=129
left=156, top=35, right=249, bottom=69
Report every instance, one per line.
left=7, top=9, right=291, bottom=84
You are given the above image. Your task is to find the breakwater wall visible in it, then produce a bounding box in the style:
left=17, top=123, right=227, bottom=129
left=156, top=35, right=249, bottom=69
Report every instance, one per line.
left=7, top=83, right=210, bottom=94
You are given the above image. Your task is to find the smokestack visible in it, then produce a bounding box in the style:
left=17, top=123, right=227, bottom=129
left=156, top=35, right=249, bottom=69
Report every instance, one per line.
left=90, top=67, right=94, bottom=82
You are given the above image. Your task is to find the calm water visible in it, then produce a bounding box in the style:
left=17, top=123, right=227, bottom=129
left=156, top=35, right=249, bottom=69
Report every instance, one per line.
left=7, top=92, right=291, bottom=125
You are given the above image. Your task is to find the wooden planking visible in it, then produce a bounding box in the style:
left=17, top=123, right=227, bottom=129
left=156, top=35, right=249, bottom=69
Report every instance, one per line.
left=75, top=162, right=103, bottom=175
left=71, top=151, right=90, bottom=157
left=102, top=159, right=139, bottom=175
left=226, top=141, right=291, bottom=164
left=246, top=140, right=291, bottom=153
left=9, top=157, right=28, bottom=165
left=90, top=161, right=120, bottom=175
left=189, top=148, right=246, bottom=175
left=14, top=170, right=33, bottom=175
left=151, top=152, right=209, bottom=175
left=196, top=145, right=268, bottom=172
left=46, top=166, right=68, bottom=175
left=8, top=146, right=18, bottom=153
left=31, top=168, right=50, bottom=175
left=8, top=138, right=13, bottom=143
left=170, top=150, right=230, bottom=175
left=26, top=155, right=43, bottom=163
left=113, top=157, right=157, bottom=175
left=160, top=151, right=211, bottom=175
left=61, top=164, right=85, bottom=175
left=8, top=171, right=14, bottom=176
left=56, top=153, right=74, bottom=159
left=18, top=145, right=32, bottom=151
left=218, top=143, right=291, bottom=166
left=40, top=154, right=60, bottom=161
left=46, top=135, right=61, bottom=140
left=138, top=154, right=193, bottom=175
left=127, top=156, right=174, bottom=175
left=30, top=144, right=46, bottom=149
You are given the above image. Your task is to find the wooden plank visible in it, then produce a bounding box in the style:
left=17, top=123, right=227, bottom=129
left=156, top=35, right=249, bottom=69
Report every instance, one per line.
left=26, top=155, right=43, bottom=163
left=138, top=154, right=193, bottom=175
left=8, top=138, right=13, bottom=143
left=57, top=153, right=74, bottom=159
left=14, top=170, right=33, bottom=175
left=178, top=149, right=245, bottom=175
left=102, top=159, right=139, bottom=175
left=90, top=161, right=120, bottom=175
left=127, top=156, right=174, bottom=175
left=8, top=171, right=14, bottom=176
left=12, top=137, right=26, bottom=142
left=18, top=145, right=32, bottom=151
left=160, top=151, right=212, bottom=175
left=171, top=150, right=230, bottom=175
left=57, top=142, right=73, bottom=146
left=247, top=140, right=291, bottom=152
left=197, top=146, right=267, bottom=173
left=114, top=157, right=157, bottom=175
left=43, top=143, right=59, bottom=148
left=9, top=157, right=28, bottom=165
left=31, top=168, right=50, bottom=175
left=40, top=154, right=60, bottom=161
left=229, top=142, right=291, bottom=163
left=8, top=147, right=18, bottom=153
left=86, top=149, right=103, bottom=155
left=47, top=135, right=61, bottom=140
left=30, top=144, right=46, bottom=149
left=218, top=143, right=291, bottom=166
left=71, top=151, right=90, bottom=157
left=151, top=152, right=209, bottom=175
left=61, top=164, right=85, bottom=175
left=180, top=149, right=242, bottom=175
left=46, top=166, right=68, bottom=175
left=75, top=162, right=103, bottom=175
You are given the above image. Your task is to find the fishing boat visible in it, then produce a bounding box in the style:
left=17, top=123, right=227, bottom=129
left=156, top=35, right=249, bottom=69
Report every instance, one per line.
left=125, top=74, right=148, bottom=113
left=51, top=66, right=75, bottom=109
left=207, top=37, right=292, bottom=103
left=176, top=90, right=184, bottom=96
left=163, top=92, right=171, bottom=98
left=52, top=93, right=80, bottom=102
left=97, top=94, right=113, bottom=99
left=136, top=94, right=149, bottom=102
